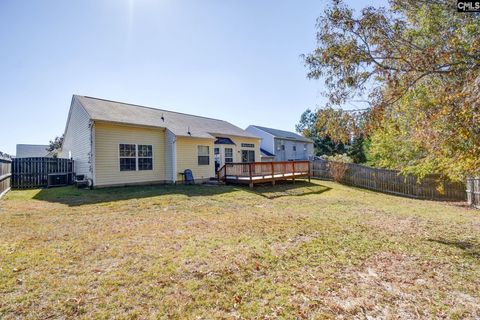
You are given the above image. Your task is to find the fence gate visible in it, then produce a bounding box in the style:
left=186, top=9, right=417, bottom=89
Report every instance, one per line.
left=12, top=157, right=74, bottom=189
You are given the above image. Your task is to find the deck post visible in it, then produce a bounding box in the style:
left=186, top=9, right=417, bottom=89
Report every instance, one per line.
left=249, top=163, right=253, bottom=188
left=271, top=162, right=275, bottom=186
left=308, top=161, right=311, bottom=182
left=292, top=162, right=295, bottom=184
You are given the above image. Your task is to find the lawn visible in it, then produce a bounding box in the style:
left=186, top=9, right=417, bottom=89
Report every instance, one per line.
left=0, top=180, right=479, bottom=319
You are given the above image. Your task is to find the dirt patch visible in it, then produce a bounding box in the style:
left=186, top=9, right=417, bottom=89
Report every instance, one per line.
left=359, top=209, right=428, bottom=236
left=322, top=252, right=480, bottom=319
left=270, top=232, right=321, bottom=256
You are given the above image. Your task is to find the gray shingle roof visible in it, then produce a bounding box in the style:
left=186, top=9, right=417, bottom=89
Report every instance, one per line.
left=16, top=144, right=51, bottom=158
left=75, top=95, right=259, bottom=139
left=249, top=125, right=313, bottom=143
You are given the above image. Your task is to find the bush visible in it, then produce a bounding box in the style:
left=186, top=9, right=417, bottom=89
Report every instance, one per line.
left=329, top=162, right=348, bottom=182
left=319, top=154, right=352, bottom=182
left=321, top=153, right=353, bottom=163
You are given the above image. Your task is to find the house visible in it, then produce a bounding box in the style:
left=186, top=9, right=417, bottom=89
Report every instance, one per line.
left=16, top=144, right=52, bottom=158
left=245, top=125, right=314, bottom=161
left=59, top=95, right=261, bottom=188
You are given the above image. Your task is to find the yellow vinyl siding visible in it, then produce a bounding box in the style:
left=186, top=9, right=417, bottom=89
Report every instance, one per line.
left=212, top=135, right=261, bottom=164
left=94, top=122, right=167, bottom=187
left=224, top=136, right=261, bottom=163
left=176, top=137, right=214, bottom=181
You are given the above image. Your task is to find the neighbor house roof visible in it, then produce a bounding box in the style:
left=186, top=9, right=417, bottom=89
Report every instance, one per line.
left=249, top=125, right=313, bottom=143
left=74, top=95, right=259, bottom=140
left=214, top=137, right=236, bottom=145
left=260, top=148, right=275, bottom=157
left=16, top=144, right=52, bottom=158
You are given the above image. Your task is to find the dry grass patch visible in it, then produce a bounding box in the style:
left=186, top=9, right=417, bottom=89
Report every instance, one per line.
left=0, top=180, right=479, bottom=319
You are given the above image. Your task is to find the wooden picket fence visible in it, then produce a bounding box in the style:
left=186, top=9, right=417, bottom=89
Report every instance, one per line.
left=0, top=152, right=12, bottom=198
left=12, top=157, right=74, bottom=189
left=311, top=159, right=466, bottom=201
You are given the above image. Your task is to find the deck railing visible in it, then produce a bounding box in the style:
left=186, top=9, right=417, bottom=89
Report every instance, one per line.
left=217, top=161, right=310, bottom=187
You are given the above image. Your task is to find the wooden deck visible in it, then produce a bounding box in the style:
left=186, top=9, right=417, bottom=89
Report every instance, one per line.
left=217, top=161, right=310, bottom=188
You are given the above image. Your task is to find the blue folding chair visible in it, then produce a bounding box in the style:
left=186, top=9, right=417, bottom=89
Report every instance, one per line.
left=183, top=169, right=195, bottom=185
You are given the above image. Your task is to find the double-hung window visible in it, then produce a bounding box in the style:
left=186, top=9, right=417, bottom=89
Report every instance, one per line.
left=224, top=148, right=233, bottom=163
left=198, top=146, right=210, bottom=165
left=138, top=145, right=153, bottom=170
left=119, top=144, right=137, bottom=171
left=119, top=144, right=153, bottom=171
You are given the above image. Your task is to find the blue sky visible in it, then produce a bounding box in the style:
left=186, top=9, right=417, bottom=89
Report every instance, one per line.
left=0, top=0, right=386, bottom=155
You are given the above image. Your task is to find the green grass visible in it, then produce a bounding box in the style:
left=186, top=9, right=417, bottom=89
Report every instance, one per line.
left=0, top=180, right=479, bottom=319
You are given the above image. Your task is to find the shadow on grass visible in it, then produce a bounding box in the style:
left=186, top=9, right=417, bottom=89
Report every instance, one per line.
left=31, top=180, right=332, bottom=206
left=32, top=184, right=241, bottom=207
left=244, top=180, right=332, bottom=199
left=427, top=238, right=480, bottom=259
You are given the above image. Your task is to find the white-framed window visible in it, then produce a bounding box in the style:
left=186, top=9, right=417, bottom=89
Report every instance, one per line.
left=119, top=144, right=137, bottom=171
left=241, top=143, right=255, bottom=148
left=241, top=150, right=255, bottom=163
left=198, top=145, right=210, bottom=165
left=119, top=144, right=153, bottom=171
left=138, top=145, right=153, bottom=170
left=304, top=143, right=307, bottom=151
left=225, top=148, right=233, bottom=163
left=293, top=145, right=297, bottom=151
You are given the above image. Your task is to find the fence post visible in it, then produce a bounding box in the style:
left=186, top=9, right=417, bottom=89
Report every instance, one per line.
left=467, top=177, right=480, bottom=209
left=466, top=177, right=473, bottom=207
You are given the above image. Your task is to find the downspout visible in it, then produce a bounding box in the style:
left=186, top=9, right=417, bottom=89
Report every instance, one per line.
left=90, top=120, right=96, bottom=187
left=165, top=129, right=177, bottom=183
left=171, top=130, right=177, bottom=183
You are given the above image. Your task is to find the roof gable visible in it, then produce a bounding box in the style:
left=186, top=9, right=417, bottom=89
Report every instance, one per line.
left=74, top=95, right=259, bottom=139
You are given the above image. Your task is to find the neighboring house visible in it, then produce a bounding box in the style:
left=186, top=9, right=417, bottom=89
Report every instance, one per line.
left=59, top=95, right=261, bottom=188
left=245, top=125, right=314, bottom=161
left=16, top=144, right=52, bottom=158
